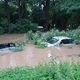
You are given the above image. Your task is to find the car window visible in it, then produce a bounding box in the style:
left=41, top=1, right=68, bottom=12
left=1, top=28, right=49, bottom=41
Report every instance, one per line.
left=48, top=38, right=58, bottom=44
left=60, top=39, right=75, bottom=44
left=68, top=39, right=75, bottom=44
left=60, top=39, right=69, bottom=44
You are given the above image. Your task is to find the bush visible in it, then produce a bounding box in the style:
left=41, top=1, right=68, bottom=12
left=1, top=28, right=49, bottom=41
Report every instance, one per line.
left=0, top=55, right=80, bottom=80
left=41, top=29, right=80, bottom=45
left=78, top=26, right=80, bottom=29
left=25, top=29, right=80, bottom=49
left=0, top=18, right=8, bottom=33
left=11, top=19, right=38, bottom=33
left=25, top=30, right=42, bottom=45
left=11, top=46, right=24, bottom=52
left=11, top=40, right=26, bottom=52
left=0, top=26, right=4, bottom=35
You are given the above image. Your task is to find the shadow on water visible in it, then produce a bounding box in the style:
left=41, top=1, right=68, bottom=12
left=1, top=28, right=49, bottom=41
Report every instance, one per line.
left=0, top=34, right=80, bottom=69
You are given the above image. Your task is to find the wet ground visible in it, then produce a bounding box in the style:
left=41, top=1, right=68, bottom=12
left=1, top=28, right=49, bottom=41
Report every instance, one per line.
left=0, top=34, right=80, bottom=69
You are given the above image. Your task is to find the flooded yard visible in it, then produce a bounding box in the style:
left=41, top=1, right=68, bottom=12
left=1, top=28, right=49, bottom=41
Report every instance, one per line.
left=0, top=34, right=80, bottom=69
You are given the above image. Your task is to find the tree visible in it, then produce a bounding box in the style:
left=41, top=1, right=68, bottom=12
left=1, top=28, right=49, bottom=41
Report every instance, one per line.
left=30, top=0, right=50, bottom=31
left=45, top=0, right=50, bottom=31
left=18, top=0, right=21, bottom=22
left=5, top=0, right=11, bottom=33
left=1, top=0, right=80, bottom=34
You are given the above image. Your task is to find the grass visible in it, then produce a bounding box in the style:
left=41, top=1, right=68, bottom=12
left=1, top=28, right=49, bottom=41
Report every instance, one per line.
left=0, top=55, right=80, bottom=80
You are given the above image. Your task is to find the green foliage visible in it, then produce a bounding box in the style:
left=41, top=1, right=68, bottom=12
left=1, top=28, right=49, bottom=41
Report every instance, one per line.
left=0, top=0, right=80, bottom=33
left=11, top=46, right=24, bottom=52
left=78, top=26, right=80, bottom=29
left=49, top=0, right=80, bottom=29
left=11, top=40, right=26, bottom=52
left=0, top=7, right=6, bottom=17
left=43, top=29, right=80, bottom=45
left=25, top=30, right=34, bottom=43
left=33, top=31, right=42, bottom=45
left=68, top=46, right=72, bottom=49
left=11, top=19, right=38, bottom=33
left=26, top=29, right=80, bottom=49
left=0, top=26, right=4, bottom=35
left=36, top=44, right=46, bottom=49
left=0, top=55, right=80, bottom=80
left=36, top=31, right=42, bottom=38
left=0, top=18, right=8, bottom=33
left=77, top=54, right=80, bottom=57
left=12, top=36, right=20, bottom=40
left=25, top=30, right=42, bottom=45
left=59, top=43, right=64, bottom=47
left=33, top=36, right=38, bottom=45
left=15, top=40, right=26, bottom=46
left=31, top=6, right=45, bottom=24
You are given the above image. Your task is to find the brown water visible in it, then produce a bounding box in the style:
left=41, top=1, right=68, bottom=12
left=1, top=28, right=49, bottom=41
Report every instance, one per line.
left=0, top=34, right=80, bottom=69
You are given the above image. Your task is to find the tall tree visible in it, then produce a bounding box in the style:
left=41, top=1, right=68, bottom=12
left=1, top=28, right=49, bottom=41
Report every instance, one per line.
left=5, top=0, right=11, bottom=33
left=45, top=0, right=50, bottom=31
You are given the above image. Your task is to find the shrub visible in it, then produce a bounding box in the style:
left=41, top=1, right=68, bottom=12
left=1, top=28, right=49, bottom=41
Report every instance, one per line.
left=36, top=44, right=46, bottom=49
left=25, top=30, right=42, bottom=45
left=25, top=30, right=34, bottom=43
left=11, top=46, right=24, bottom=52
left=11, top=40, right=26, bottom=52
left=0, top=18, right=8, bottom=33
left=36, top=31, right=42, bottom=38
left=43, top=29, right=80, bottom=45
left=0, top=26, right=4, bottom=35
left=0, top=55, right=80, bottom=80
left=12, top=19, right=38, bottom=33
left=25, top=29, right=80, bottom=49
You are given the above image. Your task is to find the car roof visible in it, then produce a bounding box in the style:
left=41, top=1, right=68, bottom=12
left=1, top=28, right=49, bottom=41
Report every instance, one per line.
left=52, top=36, right=71, bottom=40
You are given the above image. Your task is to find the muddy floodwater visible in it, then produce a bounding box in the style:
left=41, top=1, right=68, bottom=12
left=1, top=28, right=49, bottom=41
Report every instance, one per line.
left=0, top=34, right=80, bottom=69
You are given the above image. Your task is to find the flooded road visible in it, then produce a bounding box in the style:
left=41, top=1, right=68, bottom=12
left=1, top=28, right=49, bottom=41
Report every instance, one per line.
left=0, top=34, right=80, bottom=69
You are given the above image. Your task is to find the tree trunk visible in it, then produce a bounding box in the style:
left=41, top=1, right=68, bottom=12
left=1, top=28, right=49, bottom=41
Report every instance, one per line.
left=62, top=15, right=66, bottom=30
left=18, top=0, right=21, bottom=21
left=53, top=1, right=57, bottom=28
left=5, top=0, right=11, bottom=33
left=20, top=4, right=22, bottom=19
left=45, top=0, right=50, bottom=31
left=55, top=14, right=58, bottom=28
left=23, top=2, right=26, bottom=18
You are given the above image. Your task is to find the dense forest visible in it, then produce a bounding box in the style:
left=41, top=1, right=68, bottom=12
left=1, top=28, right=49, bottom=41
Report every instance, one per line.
left=0, top=0, right=80, bottom=34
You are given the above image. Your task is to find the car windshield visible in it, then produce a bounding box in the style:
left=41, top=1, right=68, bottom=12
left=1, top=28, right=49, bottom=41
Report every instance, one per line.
left=48, top=38, right=58, bottom=44
left=60, top=39, right=75, bottom=44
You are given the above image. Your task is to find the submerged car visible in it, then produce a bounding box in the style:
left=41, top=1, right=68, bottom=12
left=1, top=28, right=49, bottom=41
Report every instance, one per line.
left=0, top=43, right=16, bottom=51
left=45, top=36, right=75, bottom=47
